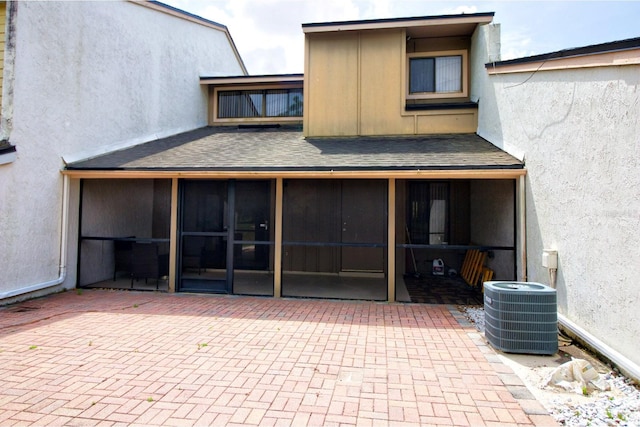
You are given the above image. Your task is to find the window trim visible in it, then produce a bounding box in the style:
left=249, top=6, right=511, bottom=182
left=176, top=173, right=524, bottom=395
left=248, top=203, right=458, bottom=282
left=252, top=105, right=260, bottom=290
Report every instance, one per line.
left=406, top=50, right=468, bottom=100
left=212, top=84, right=303, bottom=124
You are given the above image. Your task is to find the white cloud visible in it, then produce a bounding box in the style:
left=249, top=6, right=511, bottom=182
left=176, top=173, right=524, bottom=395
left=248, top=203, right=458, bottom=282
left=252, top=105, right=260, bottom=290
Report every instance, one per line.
left=177, top=0, right=369, bottom=74
left=500, top=31, right=534, bottom=61
left=440, top=5, right=478, bottom=15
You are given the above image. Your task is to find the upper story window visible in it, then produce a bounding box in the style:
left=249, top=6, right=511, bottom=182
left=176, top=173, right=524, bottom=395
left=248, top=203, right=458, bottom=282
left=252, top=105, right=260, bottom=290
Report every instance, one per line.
left=217, top=88, right=303, bottom=119
left=407, top=50, right=468, bottom=100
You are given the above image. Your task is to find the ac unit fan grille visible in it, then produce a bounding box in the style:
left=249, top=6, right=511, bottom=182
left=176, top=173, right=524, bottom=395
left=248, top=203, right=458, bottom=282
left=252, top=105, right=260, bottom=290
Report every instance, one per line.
left=484, top=281, right=557, bottom=355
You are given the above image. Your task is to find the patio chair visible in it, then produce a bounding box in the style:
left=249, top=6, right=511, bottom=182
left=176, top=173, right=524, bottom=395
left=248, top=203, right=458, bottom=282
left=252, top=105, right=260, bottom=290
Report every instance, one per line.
left=113, top=237, right=134, bottom=281
left=182, top=237, right=205, bottom=274
left=131, top=242, right=162, bottom=289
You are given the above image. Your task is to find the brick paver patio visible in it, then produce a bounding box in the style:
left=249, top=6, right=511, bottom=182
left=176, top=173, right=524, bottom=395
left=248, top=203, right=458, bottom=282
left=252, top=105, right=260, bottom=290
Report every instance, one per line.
left=0, top=290, right=557, bottom=426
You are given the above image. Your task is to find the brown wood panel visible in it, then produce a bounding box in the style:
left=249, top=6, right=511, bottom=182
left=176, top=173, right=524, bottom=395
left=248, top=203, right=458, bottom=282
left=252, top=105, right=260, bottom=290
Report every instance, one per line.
left=283, top=180, right=340, bottom=273
left=341, top=180, right=386, bottom=272
left=359, top=30, right=413, bottom=136
left=306, top=33, right=359, bottom=136
left=415, top=110, right=478, bottom=133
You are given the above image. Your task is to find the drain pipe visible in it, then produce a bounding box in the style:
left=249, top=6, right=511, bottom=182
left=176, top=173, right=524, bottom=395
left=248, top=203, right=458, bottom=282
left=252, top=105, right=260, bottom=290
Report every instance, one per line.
left=558, top=313, right=640, bottom=382
left=0, top=174, right=69, bottom=300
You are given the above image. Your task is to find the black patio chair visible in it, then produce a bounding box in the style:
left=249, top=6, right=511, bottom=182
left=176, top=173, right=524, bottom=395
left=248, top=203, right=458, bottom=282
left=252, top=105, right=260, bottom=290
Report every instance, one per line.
left=113, top=237, right=135, bottom=281
left=131, top=242, right=162, bottom=290
left=182, top=237, right=205, bottom=274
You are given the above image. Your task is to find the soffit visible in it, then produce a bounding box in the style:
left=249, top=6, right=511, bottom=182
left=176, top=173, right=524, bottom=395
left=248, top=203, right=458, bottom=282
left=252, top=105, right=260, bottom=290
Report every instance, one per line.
left=200, top=74, right=304, bottom=86
left=65, top=126, right=523, bottom=173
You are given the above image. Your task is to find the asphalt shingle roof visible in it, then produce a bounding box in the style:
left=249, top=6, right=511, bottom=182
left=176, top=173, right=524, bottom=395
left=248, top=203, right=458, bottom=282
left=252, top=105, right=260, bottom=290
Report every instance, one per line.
left=66, top=126, right=523, bottom=171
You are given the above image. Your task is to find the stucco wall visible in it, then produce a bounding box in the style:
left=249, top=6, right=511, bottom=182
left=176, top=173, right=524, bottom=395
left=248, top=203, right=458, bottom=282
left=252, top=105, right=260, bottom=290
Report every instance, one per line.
left=477, top=62, right=640, bottom=366
left=0, top=1, right=244, bottom=299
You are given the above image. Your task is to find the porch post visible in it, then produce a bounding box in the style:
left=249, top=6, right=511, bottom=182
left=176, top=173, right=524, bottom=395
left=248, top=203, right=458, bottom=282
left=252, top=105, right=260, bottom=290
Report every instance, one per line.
left=388, top=178, right=396, bottom=302
left=273, top=177, right=283, bottom=298
left=168, top=177, right=179, bottom=292
left=517, top=175, right=527, bottom=281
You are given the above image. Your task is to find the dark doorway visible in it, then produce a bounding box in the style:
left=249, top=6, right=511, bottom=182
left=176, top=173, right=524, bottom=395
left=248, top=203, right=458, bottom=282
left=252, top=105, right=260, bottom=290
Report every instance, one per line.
left=341, top=180, right=386, bottom=273
left=234, top=181, right=271, bottom=270
left=179, top=180, right=229, bottom=293
left=178, top=179, right=274, bottom=295
left=232, top=181, right=274, bottom=296
left=281, top=179, right=387, bottom=300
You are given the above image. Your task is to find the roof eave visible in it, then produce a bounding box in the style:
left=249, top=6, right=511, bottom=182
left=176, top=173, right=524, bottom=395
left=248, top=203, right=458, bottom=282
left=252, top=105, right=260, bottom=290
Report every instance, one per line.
left=486, top=36, right=640, bottom=72
left=63, top=167, right=526, bottom=180
left=302, top=13, right=494, bottom=34
left=200, top=74, right=304, bottom=85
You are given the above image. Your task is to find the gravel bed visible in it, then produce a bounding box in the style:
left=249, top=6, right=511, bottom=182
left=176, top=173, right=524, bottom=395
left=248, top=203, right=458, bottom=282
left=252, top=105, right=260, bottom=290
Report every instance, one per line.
left=460, top=306, right=640, bottom=426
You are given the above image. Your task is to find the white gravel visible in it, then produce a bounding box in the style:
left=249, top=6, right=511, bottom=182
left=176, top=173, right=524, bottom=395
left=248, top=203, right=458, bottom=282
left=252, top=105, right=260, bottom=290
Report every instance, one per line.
left=460, top=306, right=640, bottom=426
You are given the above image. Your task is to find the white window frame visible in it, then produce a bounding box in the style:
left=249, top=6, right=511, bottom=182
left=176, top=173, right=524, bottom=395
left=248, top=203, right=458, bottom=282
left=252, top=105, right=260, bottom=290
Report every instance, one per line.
left=406, top=50, right=468, bottom=100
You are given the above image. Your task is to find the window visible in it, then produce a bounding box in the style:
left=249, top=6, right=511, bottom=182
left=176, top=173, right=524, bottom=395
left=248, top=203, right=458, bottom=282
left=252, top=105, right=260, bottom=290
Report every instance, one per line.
left=408, top=182, right=449, bottom=245
left=407, top=51, right=467, bottom=99
left=217, top=88, right=303, bottom=119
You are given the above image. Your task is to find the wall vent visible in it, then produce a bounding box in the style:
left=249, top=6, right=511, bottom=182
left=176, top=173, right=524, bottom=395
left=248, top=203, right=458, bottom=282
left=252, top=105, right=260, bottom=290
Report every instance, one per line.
left=484, top=281, right=557, bottom=355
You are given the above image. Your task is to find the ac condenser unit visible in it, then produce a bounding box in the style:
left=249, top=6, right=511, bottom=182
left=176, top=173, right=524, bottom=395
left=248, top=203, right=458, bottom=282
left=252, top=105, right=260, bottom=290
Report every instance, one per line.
left=484, top=281, right=557, bottom=355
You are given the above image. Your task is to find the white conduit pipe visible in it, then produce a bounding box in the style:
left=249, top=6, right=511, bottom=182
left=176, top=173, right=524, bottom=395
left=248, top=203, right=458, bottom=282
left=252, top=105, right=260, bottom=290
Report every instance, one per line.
left=558, top=313, right=640, bottom=382
left=0, top=174, right=69, bottom=299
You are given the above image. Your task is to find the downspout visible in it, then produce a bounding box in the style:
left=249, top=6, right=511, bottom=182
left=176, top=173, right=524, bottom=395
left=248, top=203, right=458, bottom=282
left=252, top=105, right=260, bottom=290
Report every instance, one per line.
left=0, top=174, right=69, bottom=299
left=558, top=314, right=640, bottom=382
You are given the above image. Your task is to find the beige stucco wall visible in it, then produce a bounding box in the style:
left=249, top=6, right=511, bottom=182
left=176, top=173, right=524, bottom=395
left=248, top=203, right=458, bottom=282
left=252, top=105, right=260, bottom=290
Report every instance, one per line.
left=0, top=1, right=244, bottom=301
left=476, top=58, right=640, bottom=367
left=304, top=29, right=480, bottom=137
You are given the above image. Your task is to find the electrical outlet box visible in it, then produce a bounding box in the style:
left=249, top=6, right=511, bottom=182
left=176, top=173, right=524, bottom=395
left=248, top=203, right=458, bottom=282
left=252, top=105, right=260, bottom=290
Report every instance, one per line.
left=542, top=249, right=558, bottom=269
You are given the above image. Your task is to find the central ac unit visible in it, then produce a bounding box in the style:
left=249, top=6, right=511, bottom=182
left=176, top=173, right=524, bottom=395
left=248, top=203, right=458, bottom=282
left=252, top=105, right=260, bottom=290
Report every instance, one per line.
left=484, top=281, right=557, bottom=355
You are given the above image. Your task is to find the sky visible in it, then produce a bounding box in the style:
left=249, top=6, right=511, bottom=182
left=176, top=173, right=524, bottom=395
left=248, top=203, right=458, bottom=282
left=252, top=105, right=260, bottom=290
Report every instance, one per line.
left=163, top=0, right=640, bottom=75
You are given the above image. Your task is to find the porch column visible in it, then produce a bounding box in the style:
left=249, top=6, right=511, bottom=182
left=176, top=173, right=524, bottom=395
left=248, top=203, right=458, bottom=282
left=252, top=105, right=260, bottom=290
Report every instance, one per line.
left=387, top=178, right=396, bottom=302
left=273, top=177, right=283, bottom=298
left=168, top=177, right=179, bottom=292
left=517, top=175, right=527, bottom=281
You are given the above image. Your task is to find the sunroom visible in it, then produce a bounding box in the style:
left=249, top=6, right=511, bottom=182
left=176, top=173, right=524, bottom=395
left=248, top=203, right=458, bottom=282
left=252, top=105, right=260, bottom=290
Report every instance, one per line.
left=65, top=126, right=525, bottom=303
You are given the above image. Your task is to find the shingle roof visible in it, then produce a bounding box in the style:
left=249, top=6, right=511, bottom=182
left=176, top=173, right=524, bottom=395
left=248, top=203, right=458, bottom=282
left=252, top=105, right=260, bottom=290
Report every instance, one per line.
left=66, top=126, right=523, bottom=171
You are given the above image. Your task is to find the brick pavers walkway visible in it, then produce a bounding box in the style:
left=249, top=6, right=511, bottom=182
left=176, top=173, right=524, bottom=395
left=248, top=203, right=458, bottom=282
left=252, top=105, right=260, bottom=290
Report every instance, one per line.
left=0, top=290, right=556, bottom=426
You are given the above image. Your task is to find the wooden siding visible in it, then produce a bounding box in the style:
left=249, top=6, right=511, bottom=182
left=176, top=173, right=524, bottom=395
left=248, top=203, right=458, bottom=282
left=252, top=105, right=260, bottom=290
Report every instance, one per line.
left=305, top=33, right=360, bottom=136
left=359, top=30, right=413, bottom=135
left=407, top=36, right=470, bottom=54
left=415, top=109, right=478, bottom=133
left=304, top=29, right=478, bottom=137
